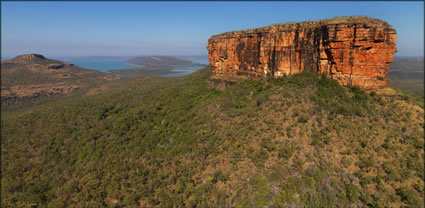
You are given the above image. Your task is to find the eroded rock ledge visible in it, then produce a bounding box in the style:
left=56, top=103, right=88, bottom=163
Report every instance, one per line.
left=207, top=16, right=397, bottom=89
left=16, top=53, right=46, bottom=59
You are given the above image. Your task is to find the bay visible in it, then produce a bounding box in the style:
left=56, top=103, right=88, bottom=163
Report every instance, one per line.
left=54, top=57, right=138, bottom=72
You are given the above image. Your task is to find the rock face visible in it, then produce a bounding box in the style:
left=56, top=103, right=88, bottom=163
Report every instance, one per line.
left=16, top=53, right=46, bottom=60
left=207, top=16, right=397, bottom=89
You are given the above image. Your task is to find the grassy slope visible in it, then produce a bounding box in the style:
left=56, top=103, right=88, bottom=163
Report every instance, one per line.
left=1, top=67, right=424, bottom=207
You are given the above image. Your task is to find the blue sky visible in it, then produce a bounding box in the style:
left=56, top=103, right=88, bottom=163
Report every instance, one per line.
left=1, top=1, right=423, bottom=57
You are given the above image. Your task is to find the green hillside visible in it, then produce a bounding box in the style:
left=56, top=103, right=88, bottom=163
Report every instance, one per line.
left=1, top=67, right=424, bottom=207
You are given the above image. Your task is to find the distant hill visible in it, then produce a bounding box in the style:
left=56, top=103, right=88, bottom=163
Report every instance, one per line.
left=1, top=54, right=119, bottom=101
left=126, top=55, right=205, bottom=68
left=388, top=57, right=424, bottom=94
left=108, top=67, right=180, bottom=77
left=391, top=56, right=424, bottom=73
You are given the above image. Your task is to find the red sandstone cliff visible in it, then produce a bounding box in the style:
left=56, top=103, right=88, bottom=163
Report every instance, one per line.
left=207, top=16, right=397, bottom=89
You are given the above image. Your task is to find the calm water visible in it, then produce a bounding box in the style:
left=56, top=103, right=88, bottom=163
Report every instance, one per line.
left=58, top=56, right=209, bottom=77
left=55, top=57, right=139, bottom=72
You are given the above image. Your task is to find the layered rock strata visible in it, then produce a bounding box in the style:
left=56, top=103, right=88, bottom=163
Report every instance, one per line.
left=207, top=16, right=397, bottom=89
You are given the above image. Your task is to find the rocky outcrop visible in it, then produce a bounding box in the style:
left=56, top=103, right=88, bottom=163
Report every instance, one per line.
left=207, top=16, right=397, bottom=89
left=16, top=54, right=46, bottom=59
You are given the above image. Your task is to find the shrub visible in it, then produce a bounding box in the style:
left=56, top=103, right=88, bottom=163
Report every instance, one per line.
left=341, top=156, right=352, bottom=168
left=286, top=126, right=294, bottom=138
left=248, top=148, right=269, bottom=167
left=278, top=145, right=295, bottom=160
left=351, top=86, right=368, bottom=104
left=345, top=184, right=359, bottom=201
left=297, top=115, right=309, bottom=123
left=360, top=139, right=368, bottom=148
left=357, top=156, right=376, bottom=170
left=212, top=170, right=228, bottom=184
left=396, top=187, right=423, bottom=207
left=260, top=137, right=276, bottom=151
left=311, top=132, right=330, bottom=147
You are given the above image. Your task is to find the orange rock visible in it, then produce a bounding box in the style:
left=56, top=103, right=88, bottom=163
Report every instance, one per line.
left=207, top=16, right=397, bottom=89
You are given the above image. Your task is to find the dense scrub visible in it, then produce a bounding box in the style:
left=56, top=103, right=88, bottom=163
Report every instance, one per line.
left=2, top=67, right=424, bottom=207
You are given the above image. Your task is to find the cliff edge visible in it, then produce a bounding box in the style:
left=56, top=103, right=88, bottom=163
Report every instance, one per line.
left=207, top=16, right=397, bottom=89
